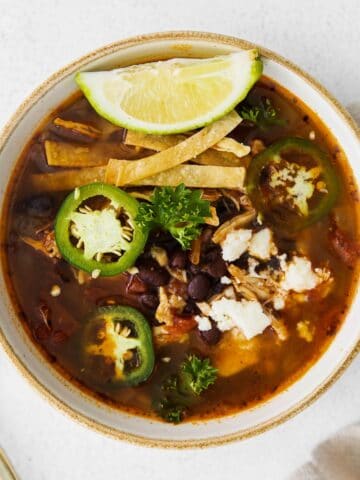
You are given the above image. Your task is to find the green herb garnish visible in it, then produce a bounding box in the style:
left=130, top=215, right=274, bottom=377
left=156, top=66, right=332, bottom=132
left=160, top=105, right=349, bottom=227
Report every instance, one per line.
left=238, top=98, right=285, bottom=130
left=154, top=354, right=218, bottom=424
left=156, top=398, right=185, bottom=424
left=136, top=184, right=211, bottom=250
left=180, top=354, right=218, bottom=396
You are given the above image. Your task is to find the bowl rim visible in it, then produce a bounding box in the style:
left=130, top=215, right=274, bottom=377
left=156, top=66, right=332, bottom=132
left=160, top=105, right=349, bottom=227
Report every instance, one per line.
left=0, top=30, right=359, bottom=449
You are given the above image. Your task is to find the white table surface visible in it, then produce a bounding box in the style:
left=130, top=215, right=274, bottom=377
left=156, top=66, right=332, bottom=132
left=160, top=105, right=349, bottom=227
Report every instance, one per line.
left=0, top=0, right=359, bottom=478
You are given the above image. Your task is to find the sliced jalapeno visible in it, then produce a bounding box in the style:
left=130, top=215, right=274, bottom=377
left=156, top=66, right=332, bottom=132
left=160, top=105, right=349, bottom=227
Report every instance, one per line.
left=83, top=305, right=154, bottom=386
left=245, top=137, right=339, bottom=232
left=55, top=183, right=147, bottom=276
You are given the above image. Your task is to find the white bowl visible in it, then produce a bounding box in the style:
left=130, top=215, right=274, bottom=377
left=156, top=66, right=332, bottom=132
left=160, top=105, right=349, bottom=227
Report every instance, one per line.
left=0, top=31, right=359, bottom=448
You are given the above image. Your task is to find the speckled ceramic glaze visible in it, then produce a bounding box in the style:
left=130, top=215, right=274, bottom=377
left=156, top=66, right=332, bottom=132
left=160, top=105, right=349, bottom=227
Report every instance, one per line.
left=0, top=32, right=359, bottom=448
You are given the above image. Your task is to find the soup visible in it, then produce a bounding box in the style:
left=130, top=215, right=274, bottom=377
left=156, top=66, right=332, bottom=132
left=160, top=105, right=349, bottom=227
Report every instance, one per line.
left=2, top=52, right=359, bottom=423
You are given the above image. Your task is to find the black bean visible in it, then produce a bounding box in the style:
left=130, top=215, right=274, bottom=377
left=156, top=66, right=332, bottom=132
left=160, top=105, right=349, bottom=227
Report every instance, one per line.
left=201, top=227, right=214, bottom=245
left=183, top=300, right=200, bottom=315
left=202, top=256, right=227, bottom=278
left=189, top=263, right=201, bottom=275
left=269, top=256, right=282, bottom=270
left=211, top=281, right=226, bottom=295
left=137, top=259, right=170, bottom=286
left=199, top=320, right=221, bottom=345
left=188, top=274, right=211, bottom=301
left=55, top=259, right=73, bottom=283
left=27, top=142, right=53, bottom=172
left=23, top=194, right=54, bottom=218
left=169, top=250, right=187, bottom=269
left=216, top=197, right=238, bottom=223
left=140, top=293, right=159, bottom=311
left=148, top=230, right=178, bottom=252
left=234, top=252, right=250, bottom=270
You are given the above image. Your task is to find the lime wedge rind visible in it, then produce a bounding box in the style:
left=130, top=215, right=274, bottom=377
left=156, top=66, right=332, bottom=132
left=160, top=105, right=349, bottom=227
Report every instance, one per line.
left=76, top=50, right=263, bottom=134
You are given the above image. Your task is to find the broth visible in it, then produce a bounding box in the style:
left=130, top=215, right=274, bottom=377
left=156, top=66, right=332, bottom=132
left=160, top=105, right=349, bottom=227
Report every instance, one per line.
left=2, top=72, right=360, bottom=422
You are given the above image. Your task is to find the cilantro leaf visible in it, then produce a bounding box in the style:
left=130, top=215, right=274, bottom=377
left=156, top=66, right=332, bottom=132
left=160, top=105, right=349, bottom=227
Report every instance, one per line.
left=157, top=398, right=185, bottom=424
left=238, top=97, right=286, bottom=131
left=136, top=184, right=211, bottom=250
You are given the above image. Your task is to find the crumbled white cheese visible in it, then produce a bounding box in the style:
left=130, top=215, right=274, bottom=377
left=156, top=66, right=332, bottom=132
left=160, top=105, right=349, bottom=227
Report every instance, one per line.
left=221, top=229, right=252, bottom=262
left=220, top=276, right=232, bottom=285
left=273, top=296, right=285, bottom=310
left=210, top=298, right=271, bottom=339
left=209, top=299, right=236, bottom=331
left=269, top=160, right=322, bottom=216
left=287, top=167, right=321, bottom=216
left=278, top=253, right=288, bottom=271
left=235, top=300, right=272, bottom=339
left=195, top=315, right=212, bottom=331
left=222, top=286, right=236, bottom=299
left=249, top=228, right=277, bottom=260
left=247, top=257, right=260, bottom=277
left=281, top=256, right=321, bottom=292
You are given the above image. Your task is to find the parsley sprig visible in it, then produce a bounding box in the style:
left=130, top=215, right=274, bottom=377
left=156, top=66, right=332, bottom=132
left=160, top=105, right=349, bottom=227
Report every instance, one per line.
left=136, top=184, right=211, bottom=250
left=154, top=355, right=218, bottom=423
left=181, top=354, right=218, bottom=396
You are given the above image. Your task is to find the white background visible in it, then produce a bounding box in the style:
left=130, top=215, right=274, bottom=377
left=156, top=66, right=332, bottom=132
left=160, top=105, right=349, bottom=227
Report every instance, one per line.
left=0, top=0, right=359, bottom=479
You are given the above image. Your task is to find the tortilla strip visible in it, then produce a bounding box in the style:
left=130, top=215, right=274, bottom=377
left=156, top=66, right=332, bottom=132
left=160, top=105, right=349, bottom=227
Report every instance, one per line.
left=45, top=140, right=147, bottom=167
left=130, top=164, right=245, bottom=189
left=53, top=118, right=101, bottom=139
left=125, top=129, right=249, bottom=157
left=125, top=128, right=249, bottom=166
left=214, top=137, right=250, bottom=157
left=31, top=166, right=106, bottom=191
left=31, top=164, right=245, bottom=191
left=106, top=111, right=241, bottom=186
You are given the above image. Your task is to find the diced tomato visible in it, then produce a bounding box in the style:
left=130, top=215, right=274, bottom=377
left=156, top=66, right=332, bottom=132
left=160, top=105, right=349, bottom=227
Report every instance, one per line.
left=329, top=220, right=360, bottom=267
left=165, top=315, right=197, bottom=335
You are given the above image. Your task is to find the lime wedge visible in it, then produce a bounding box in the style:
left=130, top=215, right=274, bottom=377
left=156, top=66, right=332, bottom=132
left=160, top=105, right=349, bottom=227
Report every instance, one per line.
left=76, top=50, right=263, bottom=134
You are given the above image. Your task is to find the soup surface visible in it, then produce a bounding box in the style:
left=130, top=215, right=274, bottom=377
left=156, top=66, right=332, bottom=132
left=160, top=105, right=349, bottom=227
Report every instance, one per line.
left=3, top=54, right=360, bottom=423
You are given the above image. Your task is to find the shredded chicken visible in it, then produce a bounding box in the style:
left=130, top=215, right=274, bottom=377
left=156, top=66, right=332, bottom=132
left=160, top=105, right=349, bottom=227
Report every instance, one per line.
left=21, top=230, right=61, bottom=259
left=155, top=287, right=174, bottom=326
left=165, top=266, right=187, bottom=282
left=228, top=264, right=277, bottom=301
left=201, top=189, right=222, bottom=202
left=212, top=209, right=256, bottom=244
left=150, top=246, right=168, bottom=267
left=189, top=236, right=202, bottom=265
left=152, top=325, right=189, bottom=346
left=205, top=206, right=220, bottom=226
